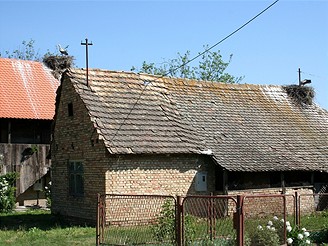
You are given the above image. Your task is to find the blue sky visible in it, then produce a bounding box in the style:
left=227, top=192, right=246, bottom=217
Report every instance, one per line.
left=1, top=0, right=327, bottom=109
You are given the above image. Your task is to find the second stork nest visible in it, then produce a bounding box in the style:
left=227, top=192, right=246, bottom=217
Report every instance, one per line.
left=283, top=85, right=315, bottom=105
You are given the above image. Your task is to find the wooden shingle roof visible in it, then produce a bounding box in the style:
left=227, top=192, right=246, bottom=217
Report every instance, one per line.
left=64, top=68, right=328, bottom=172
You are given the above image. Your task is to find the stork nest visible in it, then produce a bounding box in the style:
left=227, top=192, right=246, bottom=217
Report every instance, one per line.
left=283, top=85, right=315, bottom=105
left=43, top=55, right=74, bottom=79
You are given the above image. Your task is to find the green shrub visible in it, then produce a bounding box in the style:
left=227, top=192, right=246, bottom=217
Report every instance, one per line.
left=152, top=199, right=176, bottom=244
left=250, top=224, right=280, bottom=246
left=152, top=199, right=197, bottom=245
left=0, top=172, right=18, bottom=212
left=310, top=227, right=328, bottom=244
left=251, top=216, right=312, bottom=246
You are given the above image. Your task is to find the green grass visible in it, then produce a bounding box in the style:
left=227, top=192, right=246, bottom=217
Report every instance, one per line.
left=1, top=209, right=327, bottom=245
left=300, top=211, right=328, bottom=230
left=0, top=209, right=95, bottom=245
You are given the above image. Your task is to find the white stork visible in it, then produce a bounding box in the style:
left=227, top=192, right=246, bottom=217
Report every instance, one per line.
left=58, top=44, right=69, bottom=55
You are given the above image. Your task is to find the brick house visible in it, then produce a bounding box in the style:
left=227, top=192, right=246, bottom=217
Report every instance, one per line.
left=51, top=68, right=328, bottom=222
left=0, top=58, right=59, bottom=206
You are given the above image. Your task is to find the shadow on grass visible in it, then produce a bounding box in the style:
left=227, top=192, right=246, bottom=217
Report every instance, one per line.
left=0, top=209, right=73, bottom=231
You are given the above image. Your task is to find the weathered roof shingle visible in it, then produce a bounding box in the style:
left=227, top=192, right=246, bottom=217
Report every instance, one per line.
left=64, top=68, right=328, bottom=172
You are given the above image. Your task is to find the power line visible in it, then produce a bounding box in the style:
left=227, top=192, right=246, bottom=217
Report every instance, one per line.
left=168, top=0, right=280, bottom=77
left=109, top=0, right=280, bottom=142
left=301, top=70, right=327, bottom=80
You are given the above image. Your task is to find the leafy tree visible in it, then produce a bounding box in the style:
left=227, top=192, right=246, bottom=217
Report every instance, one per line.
left=0, top=39, right=57, bottom=62
left=131, top=45, right=243, bottom=83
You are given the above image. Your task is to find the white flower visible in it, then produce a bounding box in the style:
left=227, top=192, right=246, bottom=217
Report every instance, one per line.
left=305, top=239, right=311, bottom=244
left=304, top=231, right=310, bottom=237
left=286, top=221, right=291, bottom=226
left=266, top=225, right=271, bottom=229
left=273, top=216, right=278, bottom=221
left=257, top=225, right=263, bottom=230
left=298, top=233, right=304, bottom=240
left=49, top=181, right=52, bottom=185
left=287, top=238, right=293, bottom=245
left=267, top=220, right=273, bottom=226
left=302, top=227, right=307, bottom=232
left=287, top=225, right=292, bottom=232
left=270, top=227, right=276, bottom=232
left=280, top=218, right=285, bottom=223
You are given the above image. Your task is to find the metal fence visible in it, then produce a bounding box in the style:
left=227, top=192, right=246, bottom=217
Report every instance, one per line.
left=298, top=193, right=328, bottom=231
left=181, top=195, right=238, bottom=245
left=97, top=192, right=328, bottom=246
left=243, top=194, right=295, bottom=245
left=97, top=194, right=176, bottom=245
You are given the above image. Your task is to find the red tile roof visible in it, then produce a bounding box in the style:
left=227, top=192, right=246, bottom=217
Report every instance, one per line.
left=0, top=58, right=60, bottom=120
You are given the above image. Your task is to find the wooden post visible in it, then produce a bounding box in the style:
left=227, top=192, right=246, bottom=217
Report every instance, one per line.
left=81, top=38, right=93, bottom=87
left=8, top=120, right=11, bottom=144
left=223, top=169, right=228, bottom=195
left=281, top=172, right=286, bottom=194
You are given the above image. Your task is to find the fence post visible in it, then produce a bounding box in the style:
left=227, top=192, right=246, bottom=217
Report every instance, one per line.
left=235, top=195, right=244, bottom=246
left=295, top=191, right=299, bottom=226
left=283, top=195, right=287, bottom=243
left=96, top=193, right=100, bottom=246
left=176, top=196, right=183, bottom=246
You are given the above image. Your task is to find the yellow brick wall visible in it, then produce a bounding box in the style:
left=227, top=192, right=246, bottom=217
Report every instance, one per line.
left=51, top=76, right=216, bottom=223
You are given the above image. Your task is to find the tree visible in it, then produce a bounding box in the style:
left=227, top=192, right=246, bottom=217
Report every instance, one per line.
left=0, top=39, right=57, bottom=61
left=131, top=45, right=243, bottom=83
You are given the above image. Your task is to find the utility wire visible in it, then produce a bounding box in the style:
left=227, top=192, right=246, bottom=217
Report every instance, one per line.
left=109, top=0, right=280, bottom=142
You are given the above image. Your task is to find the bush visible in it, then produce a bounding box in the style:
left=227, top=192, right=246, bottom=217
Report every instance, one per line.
left=310, top=227, right=328, bottom=244
left=251, top=216, right=312, bottom=246
left=0, top=172, right=18, bottom=212
left=152, top=199, right=196, bottom=245
left=44, top=181, right=52, bottom=208
left=250, top=224, right=280, bottom=246
left=152, top=199, right=176, bottom=243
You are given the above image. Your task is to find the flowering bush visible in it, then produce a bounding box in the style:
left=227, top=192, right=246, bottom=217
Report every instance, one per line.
left=44, top=180, right=52, bottom=208
left=0, top=172, right=17, bottom=212
left=253, top=216, right=311, bottom=246
left=250, top=222, right=280, bottom=246
left=286, top=226, right=311, bottom=245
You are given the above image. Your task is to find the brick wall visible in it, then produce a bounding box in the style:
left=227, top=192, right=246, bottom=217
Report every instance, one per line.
left=51, top=76, right=108, bottom=222
left=227, top=186, right=315, bottom=218
left=105, top=154, right=215, bottom=196
left=52, top=76, right=215, bottom=223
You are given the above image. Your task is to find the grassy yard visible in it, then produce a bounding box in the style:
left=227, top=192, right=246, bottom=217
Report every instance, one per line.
left=0, top=209, right=95, bottom=245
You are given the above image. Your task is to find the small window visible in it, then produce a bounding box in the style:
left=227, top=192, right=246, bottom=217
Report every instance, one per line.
left=68, top=161, right=84, bottom=196
left=68, top=103, right=74, bottom=116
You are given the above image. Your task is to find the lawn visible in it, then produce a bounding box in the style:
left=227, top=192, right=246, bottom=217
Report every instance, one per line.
left=0, top=209, right=95, bottom=245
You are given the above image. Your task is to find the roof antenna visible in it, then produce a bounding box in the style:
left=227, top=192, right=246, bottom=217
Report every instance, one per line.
left=298, top=68, right=311, bottom=86
left=81, top=38, right=93, bottom=87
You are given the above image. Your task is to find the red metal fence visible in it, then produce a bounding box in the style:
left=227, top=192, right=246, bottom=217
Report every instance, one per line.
left=181, top=195, right=238, bottom=245
left=97, top=194, right=176, bottom=245
left=97, top=192, right=328, bottom=245
left=298, top=193, right=328, bottom=231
